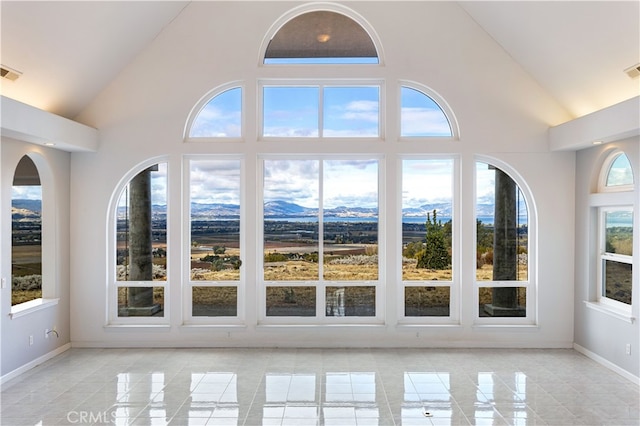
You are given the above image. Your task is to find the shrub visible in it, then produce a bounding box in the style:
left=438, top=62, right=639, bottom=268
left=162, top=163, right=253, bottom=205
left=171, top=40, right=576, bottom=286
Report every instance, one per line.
left=12, top=274, right=42, bottom=291
left=416, top=210, right=451, bottom=269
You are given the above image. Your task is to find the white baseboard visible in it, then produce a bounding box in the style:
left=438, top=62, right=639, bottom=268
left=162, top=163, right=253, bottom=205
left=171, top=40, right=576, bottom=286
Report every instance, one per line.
left=1, top=343, right=71, bottom=386
left=573, top=343, right=639, bottom=385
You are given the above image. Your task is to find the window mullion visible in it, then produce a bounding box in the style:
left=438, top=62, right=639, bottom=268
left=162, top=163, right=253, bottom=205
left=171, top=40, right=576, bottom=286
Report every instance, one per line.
left=318, top=85, right=324, bottom=138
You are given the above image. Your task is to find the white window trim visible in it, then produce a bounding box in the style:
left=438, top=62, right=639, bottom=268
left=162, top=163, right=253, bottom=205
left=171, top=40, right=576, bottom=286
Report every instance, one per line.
left=182, top=155, right=246, bottom=326
left=257, top=154, right=385, bottom=325
left=184, top=81, right=245, bottom=143
left=597, top=150, right=634, bottom=193
left=397, top=81, right=460, bottom=141
left=587, top=145, right=636, bottom=322
left=595, top=206, right=633, bottom=312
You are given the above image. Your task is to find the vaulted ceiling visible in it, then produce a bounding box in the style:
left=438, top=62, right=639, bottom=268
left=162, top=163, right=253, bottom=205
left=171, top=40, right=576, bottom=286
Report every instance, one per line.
left=1, top=1, right=638, bottom=122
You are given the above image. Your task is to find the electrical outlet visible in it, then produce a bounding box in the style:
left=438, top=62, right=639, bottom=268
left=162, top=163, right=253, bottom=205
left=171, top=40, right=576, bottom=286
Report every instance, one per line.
left=29, top=335, right=34, bottom=346
left=626, top=344, right=631, bottom=355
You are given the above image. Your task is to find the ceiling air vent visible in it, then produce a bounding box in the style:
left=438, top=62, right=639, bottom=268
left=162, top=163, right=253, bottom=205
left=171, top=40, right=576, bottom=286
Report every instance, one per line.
left=624, top=63, right=640, bottom=79
left=0, top=65, right=22, bottom=81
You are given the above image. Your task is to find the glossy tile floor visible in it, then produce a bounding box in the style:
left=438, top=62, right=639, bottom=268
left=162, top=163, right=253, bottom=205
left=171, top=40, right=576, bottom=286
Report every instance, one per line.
left=1, top=348, right=638, bottom=425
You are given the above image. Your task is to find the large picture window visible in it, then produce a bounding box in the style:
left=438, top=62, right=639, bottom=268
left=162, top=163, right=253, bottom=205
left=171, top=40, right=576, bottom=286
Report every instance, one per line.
left=261, top=158, right=380, bottom=321
left=187, top=158, right=242, bottom=321
left=401, top=158, right=455, bottom=319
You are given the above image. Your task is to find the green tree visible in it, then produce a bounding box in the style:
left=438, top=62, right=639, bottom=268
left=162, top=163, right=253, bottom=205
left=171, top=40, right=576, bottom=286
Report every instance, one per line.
left=416, top=210, right=451, bottom=269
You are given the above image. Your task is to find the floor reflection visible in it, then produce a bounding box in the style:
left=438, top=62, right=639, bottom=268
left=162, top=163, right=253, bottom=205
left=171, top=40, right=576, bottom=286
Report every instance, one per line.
left=0, top=348, right=636, bottom=425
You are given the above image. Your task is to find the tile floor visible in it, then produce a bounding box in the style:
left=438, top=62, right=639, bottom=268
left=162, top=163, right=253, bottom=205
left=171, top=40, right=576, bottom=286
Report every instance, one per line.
left=0, top=348, right=638, bottom=425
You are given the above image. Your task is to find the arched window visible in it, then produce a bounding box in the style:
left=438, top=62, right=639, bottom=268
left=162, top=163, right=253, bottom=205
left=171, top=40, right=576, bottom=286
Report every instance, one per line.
left=11, top=155, right=42, bottom=306
left=594, top=150, right=634, bottom=312
left=186, top=85, right=242, bottom=140
left=400, top=85, right=456, bottom=138
left=475, top=159, right=535, bottom=324
left=263, top=10, right=379, bottom=64
left=111, top=162, right=168, bottom=322
left=599, top=151, right=634, bottom=191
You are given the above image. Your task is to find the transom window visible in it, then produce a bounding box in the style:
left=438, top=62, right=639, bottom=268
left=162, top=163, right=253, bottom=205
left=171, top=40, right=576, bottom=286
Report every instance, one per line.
left=599, top=151, right=634, bottom=191
left=400, top=86, right=453, bottom=138
left=264, top=10, right=379, bottom=64
left=188, top=86, right=242, bottom=139
left=260, top=83, right=381, bottom=138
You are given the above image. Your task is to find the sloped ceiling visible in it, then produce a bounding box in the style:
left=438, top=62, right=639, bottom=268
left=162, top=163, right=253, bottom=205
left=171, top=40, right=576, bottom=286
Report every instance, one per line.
left=0, top=1, right=189, bottom=119
left=1, top=1, right=638, bottom=121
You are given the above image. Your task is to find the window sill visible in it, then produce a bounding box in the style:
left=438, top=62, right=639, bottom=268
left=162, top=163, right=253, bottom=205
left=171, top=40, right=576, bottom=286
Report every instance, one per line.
left=584, top=301, right=635, bottom=324
left=9, top=298, right=59, bottom=319
left=181, top=324, right=247, bottom=329
left=256, top=324, right=387, bottom=330
left=396, top=323, right=462, bottom=329
left=104, top=323, right=171, bottom=329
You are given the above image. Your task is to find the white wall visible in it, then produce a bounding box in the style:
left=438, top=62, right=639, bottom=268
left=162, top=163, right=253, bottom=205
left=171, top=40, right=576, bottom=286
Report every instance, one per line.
left=0, top=138, right=71, bottom=378
left=70, top=2, right=575, bottom=348
left=574, top=137, right=640, bottom=380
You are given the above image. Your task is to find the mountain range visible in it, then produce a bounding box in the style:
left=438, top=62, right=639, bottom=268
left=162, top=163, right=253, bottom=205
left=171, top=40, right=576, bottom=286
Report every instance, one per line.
left=15, top=199, right=500, bottom=221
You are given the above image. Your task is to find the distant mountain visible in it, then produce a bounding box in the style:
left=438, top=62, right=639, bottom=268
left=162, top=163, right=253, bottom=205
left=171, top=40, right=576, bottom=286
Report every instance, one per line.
left=402, top=202, right=453, bottom=219
left=191, top=202, right=241, bottom=218
left=12, top=199, right=41, bottom=214
left=110, top=199, right=504, bottom=221
left=11, top=199, right=41, bottom=221
left=263, top=200, right=310, bottom=217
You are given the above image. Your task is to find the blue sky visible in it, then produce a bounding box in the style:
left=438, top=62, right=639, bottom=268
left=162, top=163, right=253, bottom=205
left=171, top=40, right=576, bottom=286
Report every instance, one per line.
left=190, top=85, right=452, bottom=139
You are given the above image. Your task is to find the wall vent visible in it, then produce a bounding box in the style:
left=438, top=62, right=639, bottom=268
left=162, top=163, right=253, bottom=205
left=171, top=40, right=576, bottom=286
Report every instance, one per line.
left=0, top=65, right=22, bottom=81
left=624, top=63, right=640, bottom=79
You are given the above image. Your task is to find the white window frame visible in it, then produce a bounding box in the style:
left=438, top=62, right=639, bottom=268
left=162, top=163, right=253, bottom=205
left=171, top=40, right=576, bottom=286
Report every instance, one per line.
left=586, top=149, right=636, bottom=321
left=107, top=158, right=170, bottom=326
left=397, top=155, right=461, bottom=325
left=257, top=154, right=385, bottom=325
left=398, top=81, right=460, bottom=141
left=183, top=155, right=245, bottom=326
left=183, top=81, right=245, bottom=143
left=596, top=206, right=633, bottom=314
left=258, top=79, right=385, bottom=142
left=598, top=151, right=634, bottom=193
left=473, top=156, right=538, bottom=327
